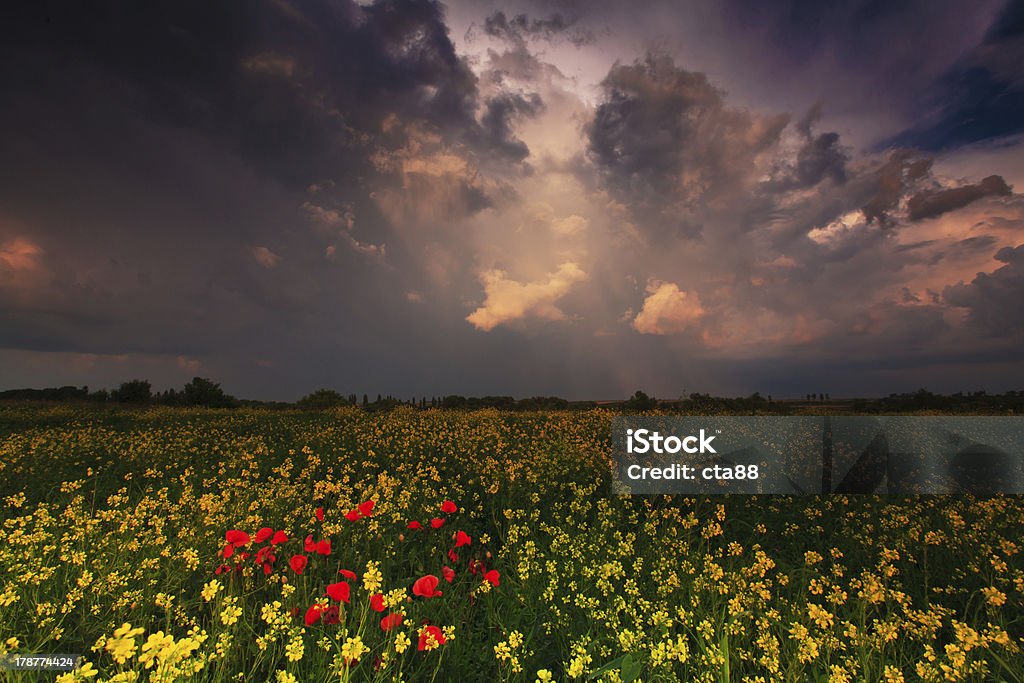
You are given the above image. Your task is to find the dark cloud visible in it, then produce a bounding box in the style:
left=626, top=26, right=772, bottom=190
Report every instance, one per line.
left=480, top=92, right=544, bottom=162
left=482, top=10, right=594, bottom=47
left=907, top=175, right=1012, bottom=221
left=0, top=0, right=531, bottom=374
left=586, top=53, right=787, bottom=238
left=944, top=244, right=1024, bottom=336
left=0, top=0, right=542, bottom=191
left=861, top=151, right=932, bottom=224
left=765, top=103, right=848, bottom=191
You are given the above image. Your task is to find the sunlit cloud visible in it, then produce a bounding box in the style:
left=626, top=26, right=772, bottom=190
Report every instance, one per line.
left=466, top=262, right=587, bottom=331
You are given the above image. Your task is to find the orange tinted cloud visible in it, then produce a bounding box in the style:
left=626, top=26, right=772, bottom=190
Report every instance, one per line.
left=466, top=262, right=587, bottom=331
left=632, top=281, right=704, bottom=335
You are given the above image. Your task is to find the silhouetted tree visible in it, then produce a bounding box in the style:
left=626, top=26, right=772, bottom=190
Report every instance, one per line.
left=112, top=379, right=152, bottom=403
left=624, top=390, right=657, bottom=411
left=297, top=389, right=348, bottom=409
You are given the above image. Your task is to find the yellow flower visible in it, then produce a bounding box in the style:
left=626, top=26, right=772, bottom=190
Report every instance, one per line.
left=982, top=587, right=1007, bottom=607
left=536, top=670, right=553, bottom=682
left=341, top=636, right=368, bottom=664
left=201, top=579, right=222, bottom=602
left=363, top=560, right=383, bottom=594
left=76, top=661, right=98, bottom=678
left=105, top=624, right=144, bottom=665
left=138, top=631, right=175, bottom=669
left=285, top=635, right=304, bottom=662
left=395, top=633, right=411, bottom=654
left=106, top=636, right=137, bottom=664
left=883, top=665, right=904, bottom=683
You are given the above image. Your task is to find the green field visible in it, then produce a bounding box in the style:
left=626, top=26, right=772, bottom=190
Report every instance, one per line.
left=1, top=406, right=1022, bottom=682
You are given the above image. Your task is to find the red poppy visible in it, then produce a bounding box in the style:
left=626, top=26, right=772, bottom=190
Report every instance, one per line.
left=222, top=544, right=234, bottom=559
left=238, top=552, right=250, bottom=561
left=369, top=593, right=385, bottom=612
left=290, top=554, right=308, bottom=574
left=304, top=535, right=316, bottom=552
left=225, top=530, right=250, bottom=547
left=289, top=607, right=301, bottom=618
left=322, top=605, right=340, bottom=625
left=358, top=500, right=375, bottom=516
left=412, top=575, right=442, bottom=598
left=442, top=566, right=455, bottom=583
left=484, top=570, right=500, bottom=587
left=339, top=569, right=358, bottom=580
left=407, top=521, right=423, bottom=530
left=215, top=564, right=230, bottom=575
left=255, top=545, right=275, bottom=564
left=304, top=605, right=323, bottom=626
left=468, top=559, right=483, bottom=575
left=326, top=581, right=351, bottom=604
left=455, top=531, right=471, bottom=548
left=316, top=539, right=331, bottom=556
left=381, top=613, right=403, bottom=631
left=271, top=530, right=288, bottom=545
left=430, top=518, right=445, bottom=529
left=315, top=507, right=325, bottom=521
left=344, top=509, right=361, bottom=522
left=254, top=527, right=274, bottom=543
left=440, top=500, right=457, bottom=514
left=418, top=625, right=446, bottom=650
left=448, top=549, right=459, bottom=563
left=262, top=563, right=274, bottom=575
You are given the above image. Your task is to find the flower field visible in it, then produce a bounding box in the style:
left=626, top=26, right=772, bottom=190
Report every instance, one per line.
left=1, top=405, right=1022, bottom=682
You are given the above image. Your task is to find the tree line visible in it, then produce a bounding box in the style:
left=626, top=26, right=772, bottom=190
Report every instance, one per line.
left=3, top=382, right=1023, bottom=412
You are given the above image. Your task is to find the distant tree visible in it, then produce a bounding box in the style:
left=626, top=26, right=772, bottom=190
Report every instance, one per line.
left=113, top=379, right=152, bottom=403
left=160, top=388, right=183, bottom=406
left=624, top=390, right=657, bottom=411
left=182, top=377, right=237, bottom=407
left=297, top=389, right=348, bottom=409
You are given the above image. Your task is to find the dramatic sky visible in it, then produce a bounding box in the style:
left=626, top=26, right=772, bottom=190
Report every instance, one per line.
left=3, top=0, right=1024, bottom=400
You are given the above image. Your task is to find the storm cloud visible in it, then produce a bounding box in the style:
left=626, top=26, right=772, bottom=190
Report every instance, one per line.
left=2, top=0, right=1024, bottom=400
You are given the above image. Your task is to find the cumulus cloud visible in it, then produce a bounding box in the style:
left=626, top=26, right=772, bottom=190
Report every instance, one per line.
left=466, top=262, right=587, bottom=331
left=944, top=244, right=1024, bottom=336
left=632, top=281, right=705, bottom=335
left=586, top=53, right=788, bottom=238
